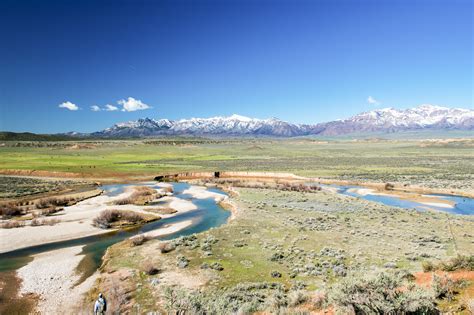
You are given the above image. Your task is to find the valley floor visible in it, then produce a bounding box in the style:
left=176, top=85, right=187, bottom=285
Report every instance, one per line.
left=1, top=138, right=473, bottom=314
left=92, top=184, right=474, bottom=313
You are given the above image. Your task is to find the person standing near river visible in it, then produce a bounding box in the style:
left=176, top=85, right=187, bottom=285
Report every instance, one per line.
left=94, top=293, right=107, bottom=315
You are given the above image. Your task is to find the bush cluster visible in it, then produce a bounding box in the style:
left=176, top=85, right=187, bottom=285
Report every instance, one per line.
left=162, top=282, right=304, bottom=314
left=114, top=186, right=158, bottom=205
left=0, top=203, right=23, bottom=218
left=328, top=271, right=436, bottom=314
left=93, top=210, right=144, bottom=229
left=422, top=255, right=474, bottom=272
left=36, top=197, right=74, bottom=209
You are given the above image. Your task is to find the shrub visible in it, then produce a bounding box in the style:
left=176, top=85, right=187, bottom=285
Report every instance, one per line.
left=439, top=255, right=474, bottom=271
left=422, top=255, right=474, bottom=272
left=210, top=262, right=224, bottom=271
left=44, top=218, right=60, bottom=226
left=35, top=197, right=72, bottom=209
left=31, top=218, right=60, bottom=226
left=328, top=272, right=436, bottom=314
left=31, top=218, right=42, bottom=226
left=93, top=210, right=144, bottom=229
left=131, top=234, right=149, bottom=246
left=114, top=186, right=158, bottom=205
left=158, top=241, right=176, bottom=253
left=143, top=261, right=160, bottom=275
left=40, top=207, right=61, bottom=216
left=163, top=282, right=290, bottom=314
left=432, top=274, right=462, bottom=301
left=162, top=286, right=205, bottom=314
left=422, top=261, right=435, bottom=272
left=177, top=256, right=189, bottom=268
left=1, top=221, right=25, bottom=228
left=0, top=203, right=23, bottom=218
left=288, top=290, right=308, bottom=307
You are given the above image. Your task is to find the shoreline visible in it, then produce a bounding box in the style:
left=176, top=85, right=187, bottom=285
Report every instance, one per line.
left=17, top=245, right=95, bottom=314
left=13, top=218, right=200, bottom=314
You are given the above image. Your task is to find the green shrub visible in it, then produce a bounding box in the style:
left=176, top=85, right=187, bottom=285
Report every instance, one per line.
left=328, top=272, right=436, bottom=314
left=422, top=255, right=474, bottom=272
left=439, top=255, right=474, bottom=272
left=422, top=261, right=435, bottom=272
left=162, top=282, right=293, bottom=314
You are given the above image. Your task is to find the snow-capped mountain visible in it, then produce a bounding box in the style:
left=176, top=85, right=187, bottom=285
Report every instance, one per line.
left=93, top=114, right=304, bottom=137
left=315, top=104, right=474, bottom=136
left=91, top=105, right=473, bottom=138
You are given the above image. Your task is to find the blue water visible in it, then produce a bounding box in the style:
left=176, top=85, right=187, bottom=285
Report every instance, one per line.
left=323, top=184, right=474, bottom=215
left=0, top=182, right=230, bottom=274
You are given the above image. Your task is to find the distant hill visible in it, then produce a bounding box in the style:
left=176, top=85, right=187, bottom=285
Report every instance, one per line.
left=0, top=132, right=82, bottom=141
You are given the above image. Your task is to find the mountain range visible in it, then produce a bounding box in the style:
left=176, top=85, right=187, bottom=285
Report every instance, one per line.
left=88, top=104, right=473, bottom=138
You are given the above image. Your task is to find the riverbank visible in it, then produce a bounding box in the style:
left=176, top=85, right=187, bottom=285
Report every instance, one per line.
left=17, top=245, right=94, bottom=314
left=1, top=182, right=233, bottom=314
left=0, top=184, right=198, bottom=254
left=15, top=218, right=199, bottom=314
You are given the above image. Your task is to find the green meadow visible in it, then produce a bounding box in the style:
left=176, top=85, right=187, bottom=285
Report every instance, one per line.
left=1, top=139, right=473, bottom=189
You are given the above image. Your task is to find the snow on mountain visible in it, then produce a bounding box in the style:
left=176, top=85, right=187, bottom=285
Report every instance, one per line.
left=316, top=104, right=474, bottom=136
left=94, top=114, right=303, bottom=137
left=92, top=105, right=473, bottom=138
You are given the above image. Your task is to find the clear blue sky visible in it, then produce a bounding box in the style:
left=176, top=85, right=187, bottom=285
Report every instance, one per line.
left=0, top=0, right=472, bottom=133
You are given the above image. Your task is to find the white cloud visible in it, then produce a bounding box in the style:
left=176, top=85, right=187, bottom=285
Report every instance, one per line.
left=90, top=105, right=101, bottom=112
left=59, top=101, right=79, bottom=111
left=105, top=104, right=119, bottom=111
left=367, top=96, right=380, bottom=105
left=118, top=97, right=151, bottom=112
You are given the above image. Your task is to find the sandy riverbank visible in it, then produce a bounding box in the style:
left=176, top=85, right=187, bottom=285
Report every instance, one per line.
left=16, top=218, right=199, bottom=314
left=0, top=185, right=197, bottom=254
left=17, top=245, right=96, bottom=314
left=183, top=185, right=227, bottom=202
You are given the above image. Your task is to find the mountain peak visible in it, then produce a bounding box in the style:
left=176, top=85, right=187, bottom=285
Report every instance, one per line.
left=92, top=105, right=473, bottom=138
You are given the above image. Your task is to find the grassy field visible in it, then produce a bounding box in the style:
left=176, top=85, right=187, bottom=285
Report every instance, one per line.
left=94, top=186, right=474, bottom=313
left=2, top=138, right=474, bottom=313
left=1, top=138, right=473, bottom=190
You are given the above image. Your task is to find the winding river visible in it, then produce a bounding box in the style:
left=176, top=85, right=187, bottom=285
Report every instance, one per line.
left=0, top=182, right=231, bottom=277
left=321, top=184, right=474, bottom=215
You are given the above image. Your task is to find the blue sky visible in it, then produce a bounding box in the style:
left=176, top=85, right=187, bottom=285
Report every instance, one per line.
left=0, top=0, right=472, bottom=133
